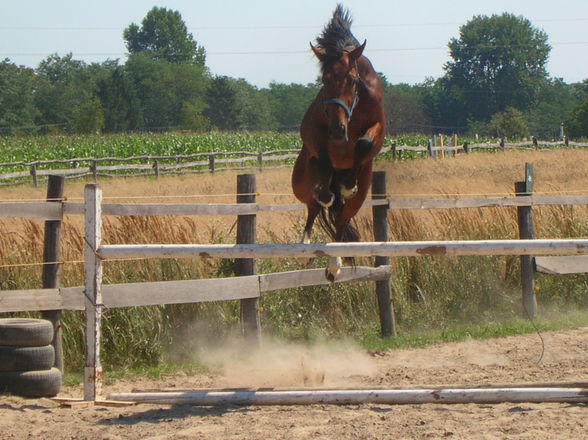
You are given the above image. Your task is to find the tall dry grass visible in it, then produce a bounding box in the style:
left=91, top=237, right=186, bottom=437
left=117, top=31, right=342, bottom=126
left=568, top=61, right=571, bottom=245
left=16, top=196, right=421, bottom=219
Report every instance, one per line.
left=1, top=150, right=588, bottom=370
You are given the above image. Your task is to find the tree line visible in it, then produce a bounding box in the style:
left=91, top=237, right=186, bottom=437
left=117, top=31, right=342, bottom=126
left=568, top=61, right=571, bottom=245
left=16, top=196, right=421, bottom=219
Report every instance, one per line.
left=1, top=7, right=587, bottom=139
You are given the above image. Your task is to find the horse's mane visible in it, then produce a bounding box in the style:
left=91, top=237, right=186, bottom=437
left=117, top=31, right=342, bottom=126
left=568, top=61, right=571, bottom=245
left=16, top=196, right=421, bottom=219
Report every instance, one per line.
left=316, top=4, right=360, bottom=72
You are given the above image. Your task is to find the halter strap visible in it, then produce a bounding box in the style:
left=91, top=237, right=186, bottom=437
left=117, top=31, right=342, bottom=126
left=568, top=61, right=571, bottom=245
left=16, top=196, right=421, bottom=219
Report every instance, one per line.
left=324, top=95, right=359, bottom=119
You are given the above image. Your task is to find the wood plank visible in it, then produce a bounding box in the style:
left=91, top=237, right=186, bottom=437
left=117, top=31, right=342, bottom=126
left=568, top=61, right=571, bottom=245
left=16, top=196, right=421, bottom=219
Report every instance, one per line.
left=535, top=255, right=588, bottom=275
left=98, top=239, right=588, bottom=261
left=101, top=203, right=258, bottom=216
left=259, top=265, right=392, bottom=292
left=58, top=195, right=588, bottom=219
left=101, top=276, right=260, bottom=308
left=84, top=184, right=103, bottom=401
left=0, top=287, right=84, bottom=313
left=0, top=202, right=62, bottom=220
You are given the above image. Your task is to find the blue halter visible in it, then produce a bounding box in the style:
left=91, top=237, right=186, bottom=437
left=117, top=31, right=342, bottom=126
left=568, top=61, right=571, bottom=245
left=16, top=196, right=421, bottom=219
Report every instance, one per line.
left=324, top=95, right=359, bottom=120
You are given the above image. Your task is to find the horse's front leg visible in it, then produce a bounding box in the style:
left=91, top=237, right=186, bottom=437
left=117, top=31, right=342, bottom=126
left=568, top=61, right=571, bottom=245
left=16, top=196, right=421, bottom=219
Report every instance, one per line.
left=309, top=148, right=335, bottom=207
left=338, top=122, right=385, bottom=198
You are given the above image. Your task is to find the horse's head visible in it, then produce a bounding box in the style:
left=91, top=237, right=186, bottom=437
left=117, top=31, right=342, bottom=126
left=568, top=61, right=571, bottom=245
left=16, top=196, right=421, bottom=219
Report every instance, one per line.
left=311, top=40, right=366, bottom=143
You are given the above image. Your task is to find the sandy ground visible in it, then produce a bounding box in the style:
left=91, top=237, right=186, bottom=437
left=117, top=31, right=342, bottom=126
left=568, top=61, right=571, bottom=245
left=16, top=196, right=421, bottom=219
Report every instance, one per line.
left=0, top=327, right=587, bottom=440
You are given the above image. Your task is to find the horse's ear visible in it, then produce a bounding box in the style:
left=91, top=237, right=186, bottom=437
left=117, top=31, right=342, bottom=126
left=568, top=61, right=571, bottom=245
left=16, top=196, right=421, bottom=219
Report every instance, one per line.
left=310, top=43, right=327, bottom=61
left=349, top=40, right=367, bottom=62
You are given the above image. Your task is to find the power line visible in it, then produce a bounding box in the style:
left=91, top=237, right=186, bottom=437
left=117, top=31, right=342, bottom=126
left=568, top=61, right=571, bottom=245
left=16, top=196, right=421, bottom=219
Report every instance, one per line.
left=1, top=18, right=587, bottom=31
left=1, top=41, right=587, bottom=58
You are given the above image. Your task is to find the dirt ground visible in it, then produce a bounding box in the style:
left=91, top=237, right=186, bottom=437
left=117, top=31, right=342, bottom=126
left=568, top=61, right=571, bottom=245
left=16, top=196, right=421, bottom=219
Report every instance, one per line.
left=0, top=327, right=586, bottom=439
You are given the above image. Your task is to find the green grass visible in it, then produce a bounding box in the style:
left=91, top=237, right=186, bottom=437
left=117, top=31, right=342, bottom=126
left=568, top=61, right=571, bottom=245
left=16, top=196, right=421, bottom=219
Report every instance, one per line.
left=361, top=308, right=588, bottom=351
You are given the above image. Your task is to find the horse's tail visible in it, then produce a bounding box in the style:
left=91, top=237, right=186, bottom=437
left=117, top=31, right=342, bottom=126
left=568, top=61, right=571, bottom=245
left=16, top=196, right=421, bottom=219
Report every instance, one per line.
left=318, top=200, right=361, bottom=243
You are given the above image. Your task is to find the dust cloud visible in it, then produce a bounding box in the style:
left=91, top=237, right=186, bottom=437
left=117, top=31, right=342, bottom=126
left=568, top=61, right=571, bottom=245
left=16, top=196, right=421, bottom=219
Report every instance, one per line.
left=187, top=331, right=378, bottom=388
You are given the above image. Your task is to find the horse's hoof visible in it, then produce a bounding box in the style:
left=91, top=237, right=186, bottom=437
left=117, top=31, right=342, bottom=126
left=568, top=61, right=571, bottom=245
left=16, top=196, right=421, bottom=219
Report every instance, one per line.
left=316, top=189, right=334, bottom=208
left=325, top=268, right=336, bottom=283
left=341, top=184, right=358, bottom=199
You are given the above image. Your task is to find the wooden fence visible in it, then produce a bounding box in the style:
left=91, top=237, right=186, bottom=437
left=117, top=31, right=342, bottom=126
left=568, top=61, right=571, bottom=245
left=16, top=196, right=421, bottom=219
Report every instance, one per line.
left=2, top=167, right=588, bottom=400
left=3, top=138, right=588, bottom=187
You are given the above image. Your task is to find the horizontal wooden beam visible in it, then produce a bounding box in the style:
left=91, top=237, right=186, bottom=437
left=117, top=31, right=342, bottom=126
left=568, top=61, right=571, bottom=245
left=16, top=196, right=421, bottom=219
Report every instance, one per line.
left=109, top=386, right=588, bottom=405
left=0, top=266, right=390, bottom=312
left=98, top=239, right=588, bottom=261
left=0, top=202, right=63, bottom=220
left=535, top=255, right=588, bottom=275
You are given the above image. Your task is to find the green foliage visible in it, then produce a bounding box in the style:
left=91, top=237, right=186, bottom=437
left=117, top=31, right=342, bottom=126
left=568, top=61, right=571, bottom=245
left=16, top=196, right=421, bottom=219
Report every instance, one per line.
left=487, top=107, right=529, bottom=139
left=445, top=13, right=550, bottom=121
left=204, top=76, right=241, bottom=130
left=71, top=99, right=105, bottom=134
left=125, top=53, right=209, bottom=130
left=384, top=83, right=431, bottom=135
left=568, top=81, right=588, bottom=137
left=0, top=132, right=301, bottom=164
left=264, top=82, right=320, bottom=130
left=526, top=79, right=576, bottom=139
left=96, top=67, right=143, bottom=132
left=0, top=59, right=39, bottom=135
left=123, top=7, right=206, bottom=66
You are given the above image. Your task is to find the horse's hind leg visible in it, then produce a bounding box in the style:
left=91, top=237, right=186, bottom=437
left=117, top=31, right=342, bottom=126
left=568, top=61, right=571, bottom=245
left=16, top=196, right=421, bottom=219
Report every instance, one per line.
left=301, top=201, right=321, bottom=244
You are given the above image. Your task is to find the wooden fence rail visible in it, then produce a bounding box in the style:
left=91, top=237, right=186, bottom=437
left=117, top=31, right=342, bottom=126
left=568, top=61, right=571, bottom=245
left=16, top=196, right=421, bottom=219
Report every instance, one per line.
left=4, top=194, right=588, bottom=221
left=3, top=138, right=588, bottom=186
left=1, top=165, right=588, bottom=400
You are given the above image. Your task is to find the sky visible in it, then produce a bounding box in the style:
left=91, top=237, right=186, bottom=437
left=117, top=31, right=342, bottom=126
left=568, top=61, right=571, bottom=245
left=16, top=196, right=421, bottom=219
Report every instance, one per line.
left=1, top=0, right=587, bottom=88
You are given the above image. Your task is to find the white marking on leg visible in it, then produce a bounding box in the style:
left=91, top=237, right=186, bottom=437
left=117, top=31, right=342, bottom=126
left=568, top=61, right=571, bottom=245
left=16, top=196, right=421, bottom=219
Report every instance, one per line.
left=340, top=184, right=358, bottom=199
left=326, top=256, right=342, bottom=282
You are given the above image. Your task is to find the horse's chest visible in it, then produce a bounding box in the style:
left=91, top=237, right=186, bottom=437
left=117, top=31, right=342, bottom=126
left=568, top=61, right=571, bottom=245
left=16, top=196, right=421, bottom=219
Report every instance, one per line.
left=327, top=142, right=355, bottom=169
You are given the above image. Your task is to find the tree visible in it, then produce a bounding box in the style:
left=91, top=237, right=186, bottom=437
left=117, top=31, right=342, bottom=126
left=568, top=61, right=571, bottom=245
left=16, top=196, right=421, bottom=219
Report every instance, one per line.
left=203, top=76, right=241, bottom=130
left=124, top=7, right=205, bottom=65
left=264, top=82, right=319, bottom=130
left=34, top=54, right=115, bottom=132
left=0, top=59, right=39, bottom=134
left=96, top=67, right=142, bottom=132
left=487, top=107, right=529, bottom=139
left=444, top=13, right=550, bottom=123
left=125, top=53, right=209, bottom=130
left=567, top=80, right=588, bottom=138
left=525, top=78, right=576, bottom=138
left=71, top=99, right=105, bottom=133
left=384, top=83, right=431, bottom=135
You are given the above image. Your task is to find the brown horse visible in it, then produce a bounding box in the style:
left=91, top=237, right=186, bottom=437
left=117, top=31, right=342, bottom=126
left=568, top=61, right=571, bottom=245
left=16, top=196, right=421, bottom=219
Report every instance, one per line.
left=292, top=5, right=386, bottom=281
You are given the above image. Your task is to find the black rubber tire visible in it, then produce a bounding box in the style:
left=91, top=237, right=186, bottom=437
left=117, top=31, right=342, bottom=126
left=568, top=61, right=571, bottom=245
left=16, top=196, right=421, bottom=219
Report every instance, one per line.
left=0, top=345, right=55, bottom=372
left=0, top=319, right=54, bottom=347
left=0, top=368, right=62, bottom=397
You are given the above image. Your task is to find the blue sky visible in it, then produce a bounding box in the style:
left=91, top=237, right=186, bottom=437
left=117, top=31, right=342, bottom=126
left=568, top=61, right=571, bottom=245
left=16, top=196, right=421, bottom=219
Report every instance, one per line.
left=1, top=0, right=587, bottom=87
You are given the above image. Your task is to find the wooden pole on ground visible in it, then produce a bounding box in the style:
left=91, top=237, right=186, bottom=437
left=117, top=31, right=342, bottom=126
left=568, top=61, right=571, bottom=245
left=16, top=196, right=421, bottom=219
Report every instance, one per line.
left=41, top=175, right=65, bottom=372
left=109, top=386, right=588, bottom=406
left=515, top=163, right=537, bottom=319
left=236, top=174, right=260, bottom=345
left=371, top=171, right=395, bottom=337
left=84, top=184, right=104, bottom=401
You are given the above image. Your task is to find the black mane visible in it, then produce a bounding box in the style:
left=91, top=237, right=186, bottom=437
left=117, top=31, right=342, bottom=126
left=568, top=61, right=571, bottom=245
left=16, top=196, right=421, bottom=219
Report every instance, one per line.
left=316, top=4, right=360, bottom=70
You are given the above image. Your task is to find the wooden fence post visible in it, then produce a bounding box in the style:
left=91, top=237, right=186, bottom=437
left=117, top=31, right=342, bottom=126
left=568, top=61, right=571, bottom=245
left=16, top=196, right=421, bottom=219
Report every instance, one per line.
left=153, top=160, right=160, bottom=179
left=84, top=184, right=103, bottom=401
left=257, top=152, right=263, bottom=171
left=209, top=154, right=216, bottom=173
left=41, top=175, right=65, bottom=372
left=30, top=163, right=38, bottom=187
left=372, top=171, right=396, bottom=337
left=427, top=139, right=435, bottom=159
left=515, top=163, right=537, bottom=319
left=236, top=174, right=260, bottom=345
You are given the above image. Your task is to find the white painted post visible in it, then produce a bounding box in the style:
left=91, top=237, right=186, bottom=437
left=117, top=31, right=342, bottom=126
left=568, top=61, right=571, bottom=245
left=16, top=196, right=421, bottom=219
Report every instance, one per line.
left=84, top=184, right=103, bottom=401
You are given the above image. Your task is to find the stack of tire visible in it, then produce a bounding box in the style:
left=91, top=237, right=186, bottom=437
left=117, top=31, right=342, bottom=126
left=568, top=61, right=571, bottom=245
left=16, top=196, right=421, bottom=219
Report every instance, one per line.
left=0, top=318, right=62, bottom=397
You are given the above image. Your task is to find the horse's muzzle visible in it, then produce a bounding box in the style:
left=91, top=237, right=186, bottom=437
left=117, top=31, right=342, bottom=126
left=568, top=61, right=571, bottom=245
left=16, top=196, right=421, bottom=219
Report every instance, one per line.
left=329, top=121, right=348, bottom=142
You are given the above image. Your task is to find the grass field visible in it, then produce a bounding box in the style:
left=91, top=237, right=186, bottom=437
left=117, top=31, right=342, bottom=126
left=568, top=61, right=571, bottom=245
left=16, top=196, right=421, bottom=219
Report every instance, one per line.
left=1, top=147, right=588, bottom=374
